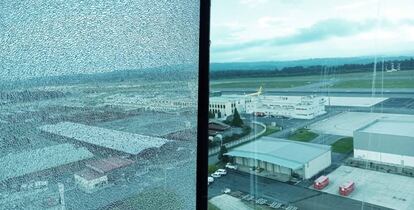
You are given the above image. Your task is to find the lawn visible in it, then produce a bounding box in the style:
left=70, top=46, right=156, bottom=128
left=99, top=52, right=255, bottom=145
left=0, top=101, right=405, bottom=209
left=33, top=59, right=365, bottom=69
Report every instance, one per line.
left=208, top=164, right=219, bottom=174
left=261, top=125, right=281, bottom=136
left=288, top=128, right=318, bottom=142
left=332, top=79, right=414, bottom=88
left=210, top=70, right=414, bottom=89
left=331, top=137, right=353, bottom=153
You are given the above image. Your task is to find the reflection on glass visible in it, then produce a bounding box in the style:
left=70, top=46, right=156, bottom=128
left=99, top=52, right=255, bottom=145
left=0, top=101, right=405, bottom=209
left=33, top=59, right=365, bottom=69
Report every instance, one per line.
left=0, top=0, right=199, bottom=209
left=208, top=1, right=414, bottom=210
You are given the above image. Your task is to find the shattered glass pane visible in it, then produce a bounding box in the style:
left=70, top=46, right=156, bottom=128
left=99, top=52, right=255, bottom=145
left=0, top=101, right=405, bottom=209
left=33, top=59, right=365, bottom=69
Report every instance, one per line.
left=0, top=0, right=199, bottom=209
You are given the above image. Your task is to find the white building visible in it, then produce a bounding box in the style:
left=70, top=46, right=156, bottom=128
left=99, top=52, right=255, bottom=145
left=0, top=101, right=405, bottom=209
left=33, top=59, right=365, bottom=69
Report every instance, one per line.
left=354, top=119, right=414, bottom=167
left=209, top=94, right=325, bottom=120
left=74, top=169, right=108, bottom=193
left=225, top=137, right=331, bottom=179
left=248, top=95, right=326, bottom=119
left=209, top=95, right=251, bottom=118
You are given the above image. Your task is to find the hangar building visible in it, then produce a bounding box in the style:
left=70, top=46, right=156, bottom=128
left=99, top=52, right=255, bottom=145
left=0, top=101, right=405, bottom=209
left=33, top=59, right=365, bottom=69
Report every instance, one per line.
left=39, top=122, right=170, bottom=157
left=0, top=144, right=93, bottom=185
left=225, top=137, right=331, bottom=179
left=354, top=119, right=414, bottom=167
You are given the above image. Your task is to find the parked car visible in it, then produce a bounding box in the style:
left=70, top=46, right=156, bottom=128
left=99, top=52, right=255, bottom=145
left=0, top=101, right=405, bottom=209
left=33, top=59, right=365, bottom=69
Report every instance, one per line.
left=208, top=177, right=214, bottom=185
left=211, top=172, right=221, bottom=178
left=222, top=188, right=231, bottom=194
left=216, top=169, right=227, bottom=175
left=225, top=163, right=238, bottom=170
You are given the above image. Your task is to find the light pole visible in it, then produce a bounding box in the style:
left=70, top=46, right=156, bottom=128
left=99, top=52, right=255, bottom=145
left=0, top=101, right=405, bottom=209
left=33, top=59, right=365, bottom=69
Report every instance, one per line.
left=58, top=183, right=65, bottom=210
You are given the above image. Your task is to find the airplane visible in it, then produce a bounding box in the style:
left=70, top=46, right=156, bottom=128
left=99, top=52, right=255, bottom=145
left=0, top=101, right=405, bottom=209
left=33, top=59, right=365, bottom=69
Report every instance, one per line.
left=386, top=62, right=400, bottom=73
left=246, top=86, right=263, bottom=97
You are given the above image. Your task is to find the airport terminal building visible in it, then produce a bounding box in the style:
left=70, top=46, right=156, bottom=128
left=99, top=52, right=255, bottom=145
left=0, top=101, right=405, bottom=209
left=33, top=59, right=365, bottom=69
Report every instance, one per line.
left=209, top=95, right=325, bottom=120
left=354, top=119, right=414, bottom=167
left=247, top=95, right=326, bottom=119
left=225, top=137, right=331, bottom=180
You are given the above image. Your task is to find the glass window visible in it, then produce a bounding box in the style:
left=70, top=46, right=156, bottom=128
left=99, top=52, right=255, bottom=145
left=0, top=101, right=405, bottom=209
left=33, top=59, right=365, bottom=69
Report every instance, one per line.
left=208, top=1, right=414, bottom=210
left=0, top=1, right=204, bottom=209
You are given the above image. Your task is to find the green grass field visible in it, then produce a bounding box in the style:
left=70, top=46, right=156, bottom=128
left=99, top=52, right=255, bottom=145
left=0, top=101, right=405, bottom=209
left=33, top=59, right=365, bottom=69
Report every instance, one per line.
left=331, top=137, right=353, bottom=153
left=288, top=128, right=318, bottom=142
left=332, top=79, right=414, bottom=88
left=261, top=125, right=281, bottom=136
left=210, top=70, right=414, bottom=89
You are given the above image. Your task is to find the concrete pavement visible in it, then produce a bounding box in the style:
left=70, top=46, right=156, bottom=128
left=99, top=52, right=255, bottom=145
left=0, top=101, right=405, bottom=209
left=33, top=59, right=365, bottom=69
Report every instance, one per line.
left=209, top=170, right=390, bottom=210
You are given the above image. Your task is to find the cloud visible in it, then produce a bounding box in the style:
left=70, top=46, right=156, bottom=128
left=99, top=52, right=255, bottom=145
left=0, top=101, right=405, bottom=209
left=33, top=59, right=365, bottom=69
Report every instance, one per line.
left=258, top=17, right=287, bottom=28
left=213, top=18, right=377, bottom=53
left=240, top=0, right=268, bottom=5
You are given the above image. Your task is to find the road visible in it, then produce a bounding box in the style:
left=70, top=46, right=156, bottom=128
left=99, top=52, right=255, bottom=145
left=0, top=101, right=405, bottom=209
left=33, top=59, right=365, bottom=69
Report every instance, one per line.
left=208, top=170, right=391, bottom=210
left=253, top=111, right=340, bottom=139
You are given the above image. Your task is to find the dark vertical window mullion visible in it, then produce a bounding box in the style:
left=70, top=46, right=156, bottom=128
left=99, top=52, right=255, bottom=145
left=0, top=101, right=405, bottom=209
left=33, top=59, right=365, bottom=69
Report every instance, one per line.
left=197, top=0, right=211, bottom=209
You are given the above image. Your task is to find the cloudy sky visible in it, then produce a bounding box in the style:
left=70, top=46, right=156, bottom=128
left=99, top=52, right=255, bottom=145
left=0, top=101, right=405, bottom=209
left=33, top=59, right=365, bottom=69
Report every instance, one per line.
left=211, top=0, right=414, bottom=62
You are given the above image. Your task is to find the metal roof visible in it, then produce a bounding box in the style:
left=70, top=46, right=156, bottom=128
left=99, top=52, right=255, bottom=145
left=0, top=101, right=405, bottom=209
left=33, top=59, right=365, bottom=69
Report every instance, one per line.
left=39, top=122, right=170, bottom=155
left=0, top=143, right=93, bottom=182
left=75, top=168, right=106, bottom=181
left=357, top=119, right=414, bottom=138
left=86, top=156, right=134, bottom=174
left=225, top=137, right=330, bottom=170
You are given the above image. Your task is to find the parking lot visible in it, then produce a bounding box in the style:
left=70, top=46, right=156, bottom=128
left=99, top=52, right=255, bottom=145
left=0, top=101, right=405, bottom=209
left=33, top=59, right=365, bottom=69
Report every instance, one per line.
left=242, top=114, right=306, bottom=130
left=208, top=170, right=389, bottom=210
left=319, top=165, right=414, bottom=210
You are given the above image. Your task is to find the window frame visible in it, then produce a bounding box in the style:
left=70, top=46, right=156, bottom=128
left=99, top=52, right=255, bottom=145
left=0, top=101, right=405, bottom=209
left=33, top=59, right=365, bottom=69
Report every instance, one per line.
left=196, top=0, right=211, bottom=209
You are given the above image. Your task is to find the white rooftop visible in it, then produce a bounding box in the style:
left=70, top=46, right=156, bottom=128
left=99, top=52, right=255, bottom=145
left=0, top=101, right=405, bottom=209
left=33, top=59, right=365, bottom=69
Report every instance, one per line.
left=210, top=96, right=241, bottom=103
left=0, top=144, right=93, bottom=182
left=39, top=122, right=170, bottom=155
left=309, top=112, right=414, bottom=136
left=359, top=119, right=414, bottom=137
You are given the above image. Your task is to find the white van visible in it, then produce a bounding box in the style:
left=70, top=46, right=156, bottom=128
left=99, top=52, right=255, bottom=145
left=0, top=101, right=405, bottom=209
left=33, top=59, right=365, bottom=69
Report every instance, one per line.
left=208, top=176, right=214, bottom=185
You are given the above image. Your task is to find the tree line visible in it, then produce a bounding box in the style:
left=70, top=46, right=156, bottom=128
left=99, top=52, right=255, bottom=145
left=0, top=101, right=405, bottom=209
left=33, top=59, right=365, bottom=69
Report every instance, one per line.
left=211, top=58, right=414, bottom=79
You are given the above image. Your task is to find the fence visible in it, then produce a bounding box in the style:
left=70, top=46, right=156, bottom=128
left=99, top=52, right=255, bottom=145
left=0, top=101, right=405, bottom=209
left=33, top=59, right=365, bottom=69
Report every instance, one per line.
left=208, top=121, right=266, bottom=156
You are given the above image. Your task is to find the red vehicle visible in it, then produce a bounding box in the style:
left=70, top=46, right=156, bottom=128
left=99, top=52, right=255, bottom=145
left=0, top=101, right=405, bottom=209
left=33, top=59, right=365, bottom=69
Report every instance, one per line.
left=339, top=181, right=355, bottom=196
left=313, top=175, right=329, bottom=190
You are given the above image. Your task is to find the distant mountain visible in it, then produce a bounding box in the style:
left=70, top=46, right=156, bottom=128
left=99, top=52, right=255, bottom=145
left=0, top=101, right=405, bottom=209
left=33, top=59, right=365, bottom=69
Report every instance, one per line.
left=210, top=56, right=414, bottom=71
left=0, top=64, right=197, bottom=90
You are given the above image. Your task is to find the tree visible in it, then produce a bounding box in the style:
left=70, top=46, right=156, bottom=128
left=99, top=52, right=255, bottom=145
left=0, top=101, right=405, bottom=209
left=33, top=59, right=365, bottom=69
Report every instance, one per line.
left=217, top=145, right=229, bottom=163
left=231, top=108, right=243, bottom=127
left=217, top=111, right=222, bottom=118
